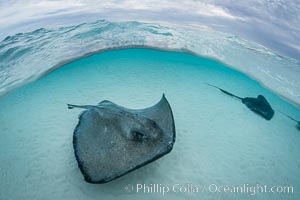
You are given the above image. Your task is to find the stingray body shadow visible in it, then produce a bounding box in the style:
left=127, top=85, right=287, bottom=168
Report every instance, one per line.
left=205, top=83, right=275, bottom=120
left=67, top=94, right=176, bottom=184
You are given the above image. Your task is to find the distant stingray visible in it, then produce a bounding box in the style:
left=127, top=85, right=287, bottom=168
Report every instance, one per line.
left=279, top=111, right=300, bottom=131
left=67, top=94, right=176, bottom=184
left=206, top=83, right=275, bottom=120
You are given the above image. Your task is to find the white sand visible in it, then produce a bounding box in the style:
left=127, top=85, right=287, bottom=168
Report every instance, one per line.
left=0, top=48, right=299, bottom=199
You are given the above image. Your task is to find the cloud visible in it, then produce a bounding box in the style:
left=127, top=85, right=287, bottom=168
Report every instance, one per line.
left=0, top=0, right=237, bottom=29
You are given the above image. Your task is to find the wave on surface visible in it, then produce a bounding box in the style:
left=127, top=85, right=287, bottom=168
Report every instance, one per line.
left=0, top=20, right=299, bottom=105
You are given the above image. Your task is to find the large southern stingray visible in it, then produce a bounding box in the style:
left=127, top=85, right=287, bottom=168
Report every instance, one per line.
left=67, top=94, right=176, bottom=184
left=206, top=83, right=275, bottom=120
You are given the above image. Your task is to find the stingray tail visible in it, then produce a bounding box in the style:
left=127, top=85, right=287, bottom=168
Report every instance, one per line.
left=204, top=83, right=243, bottom=100
left=278, top=111, right=299, bottom=123
left=67, top=104, right=95, bottom=110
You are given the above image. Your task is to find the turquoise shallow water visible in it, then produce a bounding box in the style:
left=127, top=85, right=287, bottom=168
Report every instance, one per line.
left=0, top=48, right=300, bottom=199
left=1, top=20, right=300, bottom=106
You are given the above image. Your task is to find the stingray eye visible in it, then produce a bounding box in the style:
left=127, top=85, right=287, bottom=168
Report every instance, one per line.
left=132, top=131, right=146, bottom=142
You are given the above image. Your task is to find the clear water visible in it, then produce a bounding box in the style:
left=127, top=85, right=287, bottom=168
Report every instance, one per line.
left=1, top=20, right=300, bottom=106
left=0, top=48, right=299, bottom=199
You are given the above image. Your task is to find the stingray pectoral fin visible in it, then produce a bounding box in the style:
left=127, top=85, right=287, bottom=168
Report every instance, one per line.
left=257, top=95, right=270, bottom=105
left=134, top=94, right=176, bottom=148
left=256, top=95, right=275, bottom=120
left=97, top=100, right=114, bottom=106
left=242, top=96, right=275, bottom=120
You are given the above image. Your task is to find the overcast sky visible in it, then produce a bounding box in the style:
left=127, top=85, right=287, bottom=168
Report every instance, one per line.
left=0, top=0, right=299, bottom=59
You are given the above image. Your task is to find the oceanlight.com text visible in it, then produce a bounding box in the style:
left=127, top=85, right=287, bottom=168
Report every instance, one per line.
left=124, top=183, right=294, bottom=196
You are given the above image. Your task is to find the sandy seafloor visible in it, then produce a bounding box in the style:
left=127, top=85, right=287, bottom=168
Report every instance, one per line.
left=0, top=48, right=300, bottom=199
